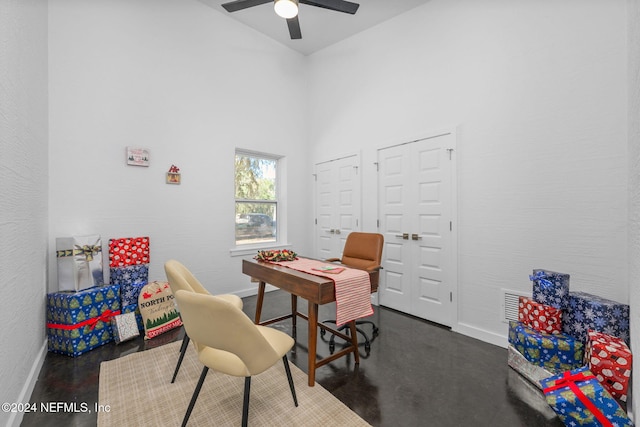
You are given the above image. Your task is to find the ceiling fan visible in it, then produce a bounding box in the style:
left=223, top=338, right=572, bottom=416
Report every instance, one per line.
left=221, top=0, right=360, bottom=40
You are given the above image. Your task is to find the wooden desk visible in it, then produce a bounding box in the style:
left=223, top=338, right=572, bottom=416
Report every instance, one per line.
left=242, top=258, right=379, bottom=386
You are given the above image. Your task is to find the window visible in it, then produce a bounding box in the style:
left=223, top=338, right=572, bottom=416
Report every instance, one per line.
left=235, top=151, right=278, bottom=246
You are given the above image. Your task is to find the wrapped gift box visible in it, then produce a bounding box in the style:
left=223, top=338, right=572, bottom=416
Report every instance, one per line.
left=508, top=321, right=584, bottom=373
left=122, top=303, right=145, bottom=332
left=506, top=368, right=558, bottom=421
left=540, top=366, right=633, bottom=427
left=111, top=312, right=140, bottom=344
left=110, top=264, right=149, bottom=306
left=507, top=345, right=554, bottom=390
left=518, top=296, right=562, bottom=335
left=585, top=330, right=632, bottom=402
left=56, top=235, right=104, bottom=291
left=563, top=291, right=630, bottom=345
left=529, top=269, right=570, bottom=310
left=108, top=236, right=150, bottom=267
left=46, top=285, right=120, bottom=357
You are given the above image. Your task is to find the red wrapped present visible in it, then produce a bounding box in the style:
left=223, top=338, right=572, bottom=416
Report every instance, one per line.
left=518, top=296, right=562, bottom=335
left=108, top=237, right=150, bottom=267
left=585, top=330, right=632, bottom=402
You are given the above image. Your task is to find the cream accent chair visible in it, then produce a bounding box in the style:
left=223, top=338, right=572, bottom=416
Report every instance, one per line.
left=175, top=290, right=298, bottom=427
left=164, top=259, right=243, bottom=383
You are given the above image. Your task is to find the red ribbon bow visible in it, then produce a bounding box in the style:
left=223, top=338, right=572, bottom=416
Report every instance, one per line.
left=47, top=309, right=121, bottom=331
left=543, top=371, right=612, bottom=427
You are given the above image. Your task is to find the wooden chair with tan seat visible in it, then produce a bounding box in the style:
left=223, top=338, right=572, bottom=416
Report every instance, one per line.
left=175, top=290, right=298, bottom=427
left=321, top=232, right=384, bottom=353
left=164, top=259, right=243, bottom=383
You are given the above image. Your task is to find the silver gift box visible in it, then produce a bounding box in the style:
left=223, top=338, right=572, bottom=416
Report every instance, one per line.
left=112, top=312, right=140, bottom=344
left=506, top=367, right=557, bottom=421
left=507, top=344, right=554, bottom=390
left=56, top=235, right=104, bottom=292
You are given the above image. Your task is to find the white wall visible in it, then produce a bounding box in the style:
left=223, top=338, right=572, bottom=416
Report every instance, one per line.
left=308, top=0, right=628, bottom=345
left=0, top=1, right=49, bottom=425
left=27, top=0, right=637, bottom=418
left=628, top=0, right=639, bottom=419
left=48, top=0, right=312, bottom=296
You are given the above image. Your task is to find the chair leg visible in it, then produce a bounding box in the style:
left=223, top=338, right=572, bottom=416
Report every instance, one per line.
left=242, top=377, right=251, bottom=427
left=172, top=334, right=191, bottom=383
left=319, top=319, right=337, bottom=337
left=181, top=366, right=208, bottom=427
left=282, top=355, right=298, bottom=407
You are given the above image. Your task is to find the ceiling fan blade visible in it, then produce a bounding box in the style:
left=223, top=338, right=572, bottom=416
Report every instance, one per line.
left=221, top=0, right=272, bottom=13
left=287, top=15, right=302, bottom=39
left=299, top=0, right=359, bottom=14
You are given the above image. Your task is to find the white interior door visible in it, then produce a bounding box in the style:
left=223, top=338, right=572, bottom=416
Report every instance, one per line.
left=378, top=133, right=455, bottom=327
left=315, top=155, right=360, bottom=259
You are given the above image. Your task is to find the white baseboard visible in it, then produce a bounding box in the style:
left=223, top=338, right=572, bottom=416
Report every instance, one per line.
left=7, top=339, right=47, bottom=427
left=453, top=322, right=508, bottom=349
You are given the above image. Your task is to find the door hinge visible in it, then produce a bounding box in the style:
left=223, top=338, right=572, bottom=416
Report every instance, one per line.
left=373, top=162, right=379, bottom=171
left=446, top=148, right=454, bottom=160
left=376, top=219, right=380, bottom=228
left=315, top=218, right=317, bottom=225
left=449, top=221, right=452, bottom=231
left=312, top=173, right=317, bottom=181
left=450, top=292, right=452, bottom=302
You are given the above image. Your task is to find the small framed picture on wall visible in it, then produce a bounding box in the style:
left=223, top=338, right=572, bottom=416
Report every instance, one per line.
left=127, top=147, right=150, bottom=167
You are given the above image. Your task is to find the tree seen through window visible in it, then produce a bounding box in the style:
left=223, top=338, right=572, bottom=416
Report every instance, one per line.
left=235, top=152, right=278, bottom=245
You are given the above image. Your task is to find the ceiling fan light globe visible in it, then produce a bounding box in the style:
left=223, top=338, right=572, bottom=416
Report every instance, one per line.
left=274, top=0, right=298, bottom=19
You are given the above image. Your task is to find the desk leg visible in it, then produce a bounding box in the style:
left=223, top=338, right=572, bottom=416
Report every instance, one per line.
left=349, top=321, right=360, bottom=365
left=291, top=295, right=297, bottom=340
left=308, top=301, right=318, bottom=387
left=255, top=281, right=266, bottom=324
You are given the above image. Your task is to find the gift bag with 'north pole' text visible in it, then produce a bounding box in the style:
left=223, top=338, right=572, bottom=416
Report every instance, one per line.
left=138, top=281, right=182, bottom=340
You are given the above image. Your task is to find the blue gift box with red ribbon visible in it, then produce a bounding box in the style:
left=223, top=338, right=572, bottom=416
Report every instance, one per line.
left=46, top=285, right=121, bottom=357
left=540, top=366, right=633, bottom=427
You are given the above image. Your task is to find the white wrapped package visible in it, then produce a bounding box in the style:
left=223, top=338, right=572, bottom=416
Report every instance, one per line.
left=56, top=235, right=104, bottom=291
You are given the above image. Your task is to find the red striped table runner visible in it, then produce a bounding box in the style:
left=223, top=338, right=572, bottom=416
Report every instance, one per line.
left=270, top=258, right=373, bottom=326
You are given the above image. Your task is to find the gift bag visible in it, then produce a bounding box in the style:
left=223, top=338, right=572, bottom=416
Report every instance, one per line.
left=138, top=281, right=182, bottom=340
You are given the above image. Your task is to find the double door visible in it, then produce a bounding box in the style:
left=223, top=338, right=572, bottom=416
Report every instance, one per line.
left=377, top=133, right=455, bottom=327
left=314, top=155, right=360, bottom=260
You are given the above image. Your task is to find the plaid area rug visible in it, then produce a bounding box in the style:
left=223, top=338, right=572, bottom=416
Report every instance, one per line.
left=98, top=340, right=371, bottom=427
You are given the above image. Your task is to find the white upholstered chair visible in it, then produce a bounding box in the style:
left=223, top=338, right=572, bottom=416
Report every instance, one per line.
left=164, top=259, right=243, bottom=383
left=175, top=290, right=298, bottom=427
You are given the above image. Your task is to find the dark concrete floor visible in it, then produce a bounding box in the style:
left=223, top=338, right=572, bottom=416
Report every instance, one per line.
left=22, top=290, right=563, bottom=426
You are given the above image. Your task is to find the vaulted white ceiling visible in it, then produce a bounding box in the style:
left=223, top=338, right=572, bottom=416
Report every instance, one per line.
left=197, top=0, right=432, bottom=55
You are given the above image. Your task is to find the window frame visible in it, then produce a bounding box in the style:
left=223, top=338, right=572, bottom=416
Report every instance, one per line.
left=231, top=149, right=289, bottom=256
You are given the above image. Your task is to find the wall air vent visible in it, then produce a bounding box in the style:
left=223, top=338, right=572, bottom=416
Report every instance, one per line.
left=500, top=288, right=531, bottom=323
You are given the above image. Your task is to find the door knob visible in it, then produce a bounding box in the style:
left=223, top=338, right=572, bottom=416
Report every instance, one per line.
left=411, top=233, right=422, bottom=241
left=395, top=233, right=409, bottom=240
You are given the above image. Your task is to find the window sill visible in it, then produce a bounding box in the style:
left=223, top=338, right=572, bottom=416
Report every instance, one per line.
left=229, top=242, right=293, bottom=257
